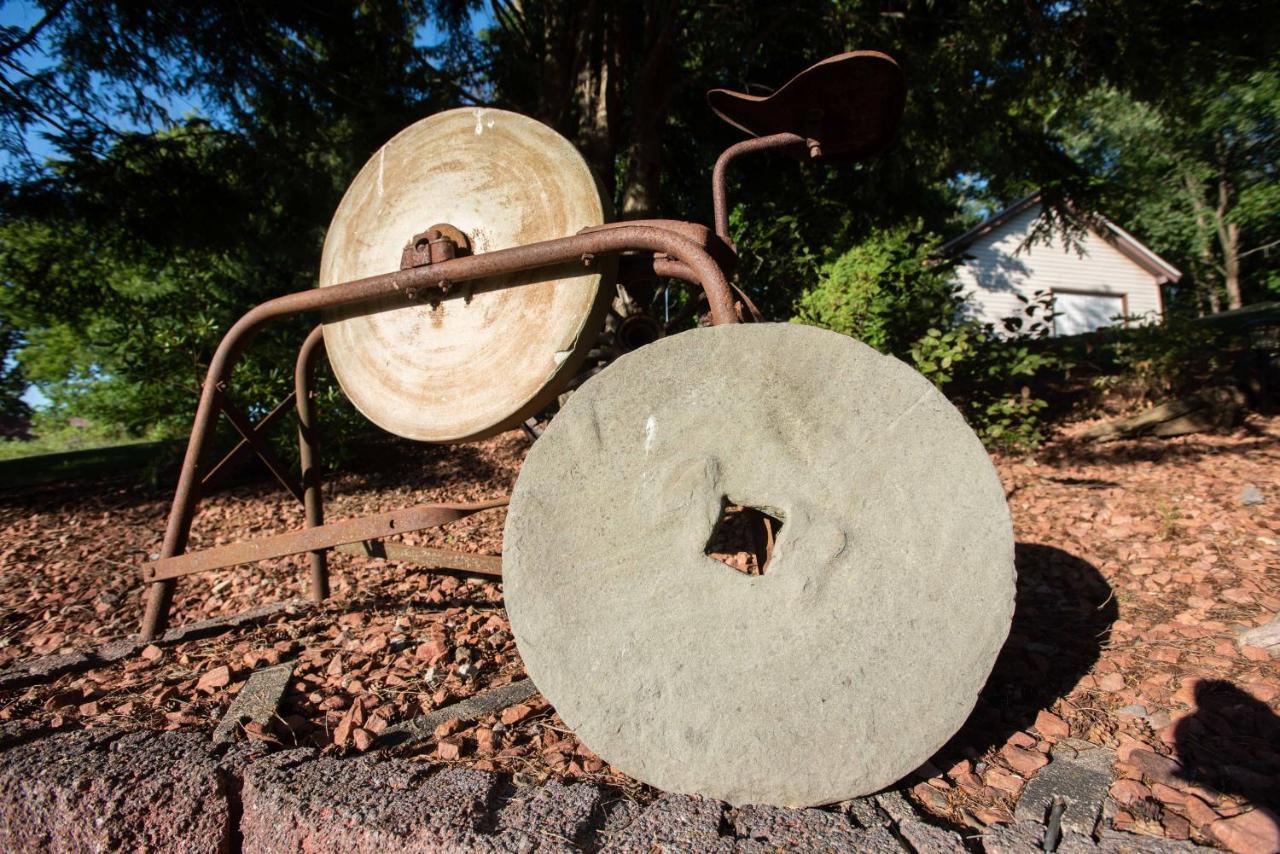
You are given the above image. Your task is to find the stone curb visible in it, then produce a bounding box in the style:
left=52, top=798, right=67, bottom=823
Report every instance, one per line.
left=0, top=725, right=968, bottom=853
left=0, top=725, right=1214, bottom=853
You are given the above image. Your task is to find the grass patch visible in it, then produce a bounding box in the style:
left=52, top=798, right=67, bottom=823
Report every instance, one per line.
left=0, top=439, right=183, bottom=490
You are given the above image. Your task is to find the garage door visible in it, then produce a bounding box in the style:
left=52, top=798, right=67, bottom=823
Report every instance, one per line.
left=1053, top=291, right=1126, bottom=336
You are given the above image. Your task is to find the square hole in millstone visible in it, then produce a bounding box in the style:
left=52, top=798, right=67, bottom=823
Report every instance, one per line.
left=704, top=499, right=782, bottom=576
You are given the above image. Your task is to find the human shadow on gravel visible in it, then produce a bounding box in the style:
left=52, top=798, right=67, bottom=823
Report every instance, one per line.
left=1174, top=679, right=1280, bottom=814
left=930, top=543, right=1117, bottom=767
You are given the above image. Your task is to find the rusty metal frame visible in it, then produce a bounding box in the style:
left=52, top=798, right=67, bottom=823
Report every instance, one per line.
left=138, top=224, right=738, bottom=640
left=711, top=133, right=807, bottom=244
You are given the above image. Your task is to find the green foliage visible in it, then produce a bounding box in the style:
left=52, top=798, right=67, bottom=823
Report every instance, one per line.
left=910, top=310, right=1062, bottom=449
left=1084, top=316, right=1232, bottom=406
left=0, top=409, right=140, bottom=461
left=1059, top=71, right=1280, bottom=311
left=792, top=221, right=959, bottom=353
left=1, top=1, right=450, bottom=451
left=792, top=224, right=1064, bottom=449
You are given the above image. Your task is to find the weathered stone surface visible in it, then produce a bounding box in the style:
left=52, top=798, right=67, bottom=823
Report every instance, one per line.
left=241, top=754, right=503, bottom=851
left=841, top=795, right=891, bottom=828
left=0, top=724, right=979, bottom=852
left=876, top=788, right=923, bottom=824
left=0, top=728, right=237, bottom=853
left=599, top=793, right=733, bottom=852
left=898, top=818, right=966, bottom=852
left=213, top=661, right=294, bottom=743
left=982, top=820, right=1045, bottom=852
left=494, top=779, right=607, bottom=852
left=380, top=678, right=538, bottom=748
left=1237, top=614, right=1280, bottom=654
left=730, top=802, right=892, bottom=851
left=505, top=323, right=1015, bottom=807
left=1014, top=737, right=1114, bottom=836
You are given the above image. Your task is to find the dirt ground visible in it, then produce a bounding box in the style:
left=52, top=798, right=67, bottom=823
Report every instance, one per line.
left=0, top=416, right=1276, bottom=849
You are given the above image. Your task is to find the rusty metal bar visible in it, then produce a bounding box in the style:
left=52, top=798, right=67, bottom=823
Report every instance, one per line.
left=142, top=498, right=508, bottom=583
left=295, top=325, right=328, bottom=603
left=652, top=259, right=765, bottom=323
left=218, top=398, right=305, bottom=503
left=139, top=225, right=735, bottom=640
left=200, top=392, right=297, bottom=492
left=334, top=541, right=503, bottom=578
left=711, top=133, right=806, bottom=244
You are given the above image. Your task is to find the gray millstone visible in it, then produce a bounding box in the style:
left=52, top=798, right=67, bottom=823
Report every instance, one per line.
left=503, top=323, right=1016, bottom=807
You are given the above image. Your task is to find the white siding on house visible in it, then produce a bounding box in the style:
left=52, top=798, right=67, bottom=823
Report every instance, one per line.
left=952, top=205, right=1164, bottom=336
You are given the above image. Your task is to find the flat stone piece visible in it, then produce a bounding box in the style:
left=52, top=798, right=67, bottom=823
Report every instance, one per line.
left=504, top=323, right=1016, bottom=807
left=213, top=661, right=294, bottom=743
left=241, top=757, right=500, bottom=851
left=1237, top=614, right=1280, bottom=652
left=320, top=108, right=611, bottom=443
left=495, top=780, right=607, bottom=851
left=599, top=794, right=733, bottom=853
left=1015, top=738, right=1115, bottom=836
left=899, top=819, right=966, bottom=853
left=380, top=678, right=538, bottom=748
left=982, top=821, right=1045, bottom=852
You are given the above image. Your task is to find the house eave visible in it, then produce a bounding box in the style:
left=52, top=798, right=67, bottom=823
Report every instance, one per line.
left=941, top=190, right=1183, bottom=284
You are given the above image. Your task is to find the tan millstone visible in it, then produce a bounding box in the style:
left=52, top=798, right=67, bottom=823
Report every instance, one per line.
left=503, top=323, right=1016, bottom=807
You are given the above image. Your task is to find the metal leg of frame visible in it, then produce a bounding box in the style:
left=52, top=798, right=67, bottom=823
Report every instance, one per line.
left=296, top=324, right=328, bottom=603
left=139, top=384, right=222, bottom=641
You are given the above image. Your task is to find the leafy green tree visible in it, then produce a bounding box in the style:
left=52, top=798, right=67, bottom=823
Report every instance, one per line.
left=1, top=1, right=453, bottom=442
left=1060, top=73, right=1280, bottom=312
left=1, top=0, right=1277, bottom=448
left=792, top=221, right=959, bottom=354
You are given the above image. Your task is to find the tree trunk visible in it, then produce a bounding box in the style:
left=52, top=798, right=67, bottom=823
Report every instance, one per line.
left=567, top=2, right=616, bottom=198
left=1183, top=171, right=1221, bottom=315
left=619, top=0, right=682, bottom=218
left=1215, top=174, right=1243, bottom=310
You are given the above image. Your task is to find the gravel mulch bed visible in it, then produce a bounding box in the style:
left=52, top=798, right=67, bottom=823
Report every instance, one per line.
left=0, top=416, right=1276, bottom=849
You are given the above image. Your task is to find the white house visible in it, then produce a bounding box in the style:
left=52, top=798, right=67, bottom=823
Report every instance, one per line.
left=942, top=192, right=1181, bottom=336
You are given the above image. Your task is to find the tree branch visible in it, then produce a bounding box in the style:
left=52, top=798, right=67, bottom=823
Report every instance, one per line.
left=1238, top=238, right=1280, bottom=259
left=0, top=0, right=70, bottom=59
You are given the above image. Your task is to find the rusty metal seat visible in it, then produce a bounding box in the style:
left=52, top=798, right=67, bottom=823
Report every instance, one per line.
left=707, top=50, right=905, bottom=161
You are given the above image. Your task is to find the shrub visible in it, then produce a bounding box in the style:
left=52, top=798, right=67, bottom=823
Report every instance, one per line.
left=792, top=222, right=1065, bottom=449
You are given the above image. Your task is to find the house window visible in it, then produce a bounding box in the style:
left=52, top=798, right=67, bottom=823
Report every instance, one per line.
left=1052, top=290, right=1128, bottom=336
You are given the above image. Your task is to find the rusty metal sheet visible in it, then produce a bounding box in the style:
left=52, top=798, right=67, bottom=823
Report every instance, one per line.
left=319, top=108, right=614, bottom=443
